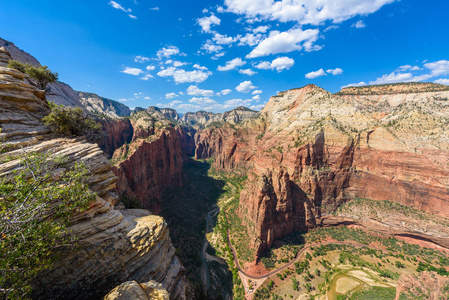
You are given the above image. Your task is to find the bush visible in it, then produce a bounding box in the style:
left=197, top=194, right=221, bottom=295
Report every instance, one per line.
left=42, top=102, right=103, bottom=143
left=8, top=60, right=58, bottom=90
left=0, top=149, right=95, bottom=299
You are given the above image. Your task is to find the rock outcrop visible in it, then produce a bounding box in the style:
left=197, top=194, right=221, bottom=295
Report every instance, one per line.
left=0, top=47, right=186, bottom=299
left=194, top=84, right=449, bottom=257
left=79, top=91, right=131, bottom=118
left=182, top=106, right=257, bottom=129
left=111, top=107, right=191, bottom=213
left=395, top=271, right=449, bottom=300
left=105, top=280, right=169, bottom=300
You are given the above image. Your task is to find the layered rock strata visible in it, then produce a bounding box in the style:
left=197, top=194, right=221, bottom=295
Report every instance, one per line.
left=195, top=84, right=449, bottom=257
left=104, top=280, right=169, bottom=300
left=0, top=47, right=186, bottom=299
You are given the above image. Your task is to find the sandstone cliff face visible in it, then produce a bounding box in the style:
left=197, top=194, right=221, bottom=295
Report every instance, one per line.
left=194, top=84, right=449, bottom=257
left=79, top=91, right=131, bottom=118
left=182, top=107, right=257, bottom=129
left=98, top=117, right=133, bottom=158
left=111, top=107, right=191, bottom=213
left=0, top=47, right=186, bottom=299
left=105, top=280, right=169, bottom=300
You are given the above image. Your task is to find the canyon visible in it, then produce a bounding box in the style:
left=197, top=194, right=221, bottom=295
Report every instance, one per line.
left=1, top=36, right=449, bottom=300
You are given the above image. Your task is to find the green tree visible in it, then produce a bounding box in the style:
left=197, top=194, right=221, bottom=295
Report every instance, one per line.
left=42, top=102, right=103, bottom=143
left=0, top=148, right=95, bottom=299
left=7, top=60, right=58, bottom=90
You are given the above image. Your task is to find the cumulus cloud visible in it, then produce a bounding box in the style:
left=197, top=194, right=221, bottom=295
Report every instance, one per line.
left=324, top=25, right=339, bottom=32
left=157, top=67, right=212, bottom=83
left=326, top=68, right=343, bottom=75
left=217, top=58, right=246, bottom=71
left=166, top=92, right=179, bottom=99
left=189, top=97, right=217, bottom=104
left=341, top=81, right=367, bottom=89
left=246, top=28, right=320, bottom=58
left=193, top=64, right=208, bottom=70
left=201, top=41, right=223, bottom=53
left=305, top=68, right=326, bottom=79
left=197, top=14, right=221, bottom=33
left=435, top=78, right=449, bottom=85
left=236, top=80, right=256, bottom=93
left=213, top=33, right=237, bottom=45
left=238, top=33, right=264, bottom=47
left=252, top=89, right=263, bottom=94
left=221, top=89, right=232, bottom=95
left=398, top=65, right=421, bottom=71
left=425, top=60, right=449, bottom=77
left=351, top=20, right=366, bottom=28
left=255, top=57, right=294, bottom=72
left=252, top=95, right=261, bottom=100
left=252, top=25, right=269, bottom=33
left=135, top=56, right=150, bottom=63
left=149, top=7, right=159, bottom=10
left=224, top=0, right=396, bottom=25
left=157, top=46, right=181, bottom=60
left=187, top=85, right=215, bottom=96
left=146, top=65, right=155, bottom=71
left=239, top=69, right=257, bottom=76
left=121, top=67, right=144, bottom=76
left=140, top=74, right=153, bottom=80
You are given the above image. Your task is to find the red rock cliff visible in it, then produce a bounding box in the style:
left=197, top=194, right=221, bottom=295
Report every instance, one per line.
left=195, top=84, right=449, bottom=257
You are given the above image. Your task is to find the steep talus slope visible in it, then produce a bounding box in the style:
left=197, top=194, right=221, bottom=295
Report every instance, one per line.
left=0, top=47, right=186, bottom=299
left=195, top=83, right=449, bottom=258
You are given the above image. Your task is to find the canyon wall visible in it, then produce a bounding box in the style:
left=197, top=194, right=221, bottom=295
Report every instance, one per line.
left=0, top=47, right=186, bottom=299
left=195, top=84, right=449, bottom=257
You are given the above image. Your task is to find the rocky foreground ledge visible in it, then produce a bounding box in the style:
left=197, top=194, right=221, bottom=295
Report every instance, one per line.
left=0, top=47, right=186, bottom=299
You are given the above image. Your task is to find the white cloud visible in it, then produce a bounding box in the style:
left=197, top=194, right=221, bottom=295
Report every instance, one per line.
left=435, top=78, right=449, bottom=85
left=213, top=33, right=237, bottom=45
left=212, top=52, right=226, bottom=59
left=398, top=65, right=421, bottom=71
left=121, top=67, right=144, bottom=76
left=201, top=41, right=223, bottom=53
left=146, top=65, right=155, bottom=71
left=224, top=0, right=396, bottom=25
left=187, top=85, right=215, bottom=96
left=305, top=68, right=326, bottom=79
left=254, top=57, right=294, bottom=72
left=217, top=6, right=225, bottom=13
left=326, top=68, right=343, bottom=75
left=217, top=57, right=246, bottom=71
left=238, top=33, right=263, bottom=47
left=144, top=96, right=151, bottom=100
left=270, top=57, right=295, bottom=71
left=341, top=81, right=367, bottom=89
left=246, top=28, right=320, bottom=58
left=109, top=1, right=131, bottom=12
left=173, top=61, right=187, bottom=67
left=236, top=80, right=256, bottom=93
left=157, top=46, right=180, bottom=59
left=108, top=1, right=137, bottom=19
left=157, top=67, right=212, bottom=83
left=166, top=92, right=179, bottom=99
left=351, top=20, right=366, bottom=28
left=221, top=89, right=232, bottom=95
left=193, top=64, right=208, bottom=70
left=135, top=56, right=150, bottom=63
left=189, top=97, right=218, bottom=104
left=250, top=104, right=265, bottom=110
left=424, top=60, right=449, bottom=77
left=368, top=72, right=431, bottom=85
left=223, top=98, right=254, bottom=108
left=149, top=7, right=159, bottom=10
left=252, top=25, right=269, bottom=33
left=324, top=25, right=339, bottom=32
left=252, top=89, right=263, bottom=94
left=252, top=95, right=261, bottom=100
left=197, top=14, right=221, bottom=33
left=140, top=74, right=153, bottom=80
left=239, top=69, right=257, bottom=76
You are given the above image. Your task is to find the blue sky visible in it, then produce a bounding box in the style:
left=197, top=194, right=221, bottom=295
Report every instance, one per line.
left=1, top=0, right=449, bottom=112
